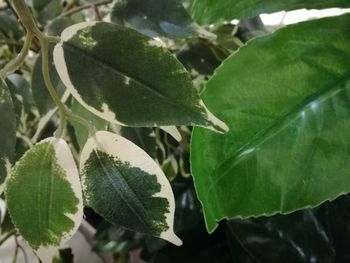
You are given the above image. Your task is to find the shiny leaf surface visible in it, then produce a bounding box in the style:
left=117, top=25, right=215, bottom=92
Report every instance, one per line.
left=191, top=14, right=350, bottom=232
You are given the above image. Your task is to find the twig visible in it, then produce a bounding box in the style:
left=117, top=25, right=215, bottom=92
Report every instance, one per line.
left=58, top=0, right=113, bottom=19
left=0, top=229, right=17, bottom=246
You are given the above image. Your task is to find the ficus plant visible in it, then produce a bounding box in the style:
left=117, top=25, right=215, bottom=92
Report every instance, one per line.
left=1, top=0, right=350, bottom=262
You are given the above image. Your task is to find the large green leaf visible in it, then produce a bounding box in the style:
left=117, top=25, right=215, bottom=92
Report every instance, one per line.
left=0, top=81, right=16, bottom=191
left=191, top=14, right=350, bottom=232
left=110, top=0, right=196, bottom=38
left=187, top=0, right=350, bottom=24
left=80, top=131, right=182, bottom=246
left=5, top=138, right=83, bottom=262
left=53, top=22, right=228, bottom=133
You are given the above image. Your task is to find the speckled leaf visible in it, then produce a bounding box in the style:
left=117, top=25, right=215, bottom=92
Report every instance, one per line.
left=0, top=81, right=16, bottom=192
left=5, top=138, right=83, bottom=262
left=80, top=131, right=182, bottom=246
left=187, top=0, right=350, bottom=24
left=110, top=0, right=196, bottom=38
left=53, top=22, right=227, bottom=133
left=191, top=14, right=350, bottom=232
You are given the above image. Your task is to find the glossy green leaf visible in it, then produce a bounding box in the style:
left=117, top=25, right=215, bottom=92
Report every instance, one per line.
left=191, top=14, right=350, bottom=232
left=110, top=0, right=196, bottom=38
left=80, top=131, right=182, bottom=246
left=53, top=22, right=228, bottom=133
left=5, top=138, right=83, bottom=262
left=187, top=0, right=350, bottom=24
left=0, top=81, right=16, bottom=192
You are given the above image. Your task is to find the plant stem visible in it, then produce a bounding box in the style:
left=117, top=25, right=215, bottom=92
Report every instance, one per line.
left=0, top=230, right=16, bottom=246
left=10, top=0, right=96, bottom=138
left=57, top=0, right=113, bottom=19
left=0, top=32, right=32, bottom=79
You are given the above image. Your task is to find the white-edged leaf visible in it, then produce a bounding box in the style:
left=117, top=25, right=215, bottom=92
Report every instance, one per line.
left=80, top=131, right=182, bottom=246
left=160, top=126, right=182, bottom=142
left=53, top=21, right=228, bottom=133
left=5, top=137, right=83, bottom=262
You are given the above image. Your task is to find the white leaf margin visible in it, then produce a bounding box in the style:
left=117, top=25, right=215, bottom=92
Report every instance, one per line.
left=7, top=137, right=84, bottom=262
left=80, top=131, right=182, bottom=246
left=36, top=137, right=83, bottom=262
left=53, top=21, right=229, bottom=133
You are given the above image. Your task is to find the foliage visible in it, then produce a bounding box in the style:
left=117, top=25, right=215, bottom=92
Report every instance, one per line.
left=0, top=0, right=350, bottom=262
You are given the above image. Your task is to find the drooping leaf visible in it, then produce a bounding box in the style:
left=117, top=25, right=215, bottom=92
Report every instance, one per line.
left=80, top=131, right=182, bottom=246
left=110, top=0, right=196, bottom=38
left=191, top=14, right=350, bottom=232
left=187, top=0, right=350, bottom=24
left=5, top=138, right=83, bottom=262
left=53, top=22, right=228, bottom=133
left=0, top=81, right=16, bottom=192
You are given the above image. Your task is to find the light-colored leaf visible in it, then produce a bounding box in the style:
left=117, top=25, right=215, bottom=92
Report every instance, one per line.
left=80, top=131, right=182, bottom=246
left=53, top=22, right=228, bottom=133
left=5, top=137, right=83, bottom=262
left=191, top=14, right=350, bottom=232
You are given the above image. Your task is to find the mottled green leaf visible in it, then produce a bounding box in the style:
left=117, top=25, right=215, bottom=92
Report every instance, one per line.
left=110, top=0, right=196, bottom=38
left=80, top=131, right=182, bottom=245
left=0, top=81, right=16, bottom=192
left=53, top=22, right=228, bottom=133
left=187, top=0, right=350, bottom=24
left=191, top=14, right=350, bottom=232
left=5, top=138, right=83, bottom=262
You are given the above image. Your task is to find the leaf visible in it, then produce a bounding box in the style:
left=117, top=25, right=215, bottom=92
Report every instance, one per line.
left=0, top=10, right=23, bottom=40
left=6, top=73, right=34, bottom=114
left=187, top=0, right=350, bottom=24
left=227, top=210, right=334, bottom=262
left=191, top=14, right=350, bottom=232
left=0, top=81, right=16, bottom=192
left=70, top=98, right=108, bottom=148
left=5, top=138, right=83, bottom=262
left=110, top=0, right=196, bottom=38
left=53, top=22, right=228, bottom=133
left=80, top=131, right=182, bottom=246
left=33, top=0, right=62, bottom=26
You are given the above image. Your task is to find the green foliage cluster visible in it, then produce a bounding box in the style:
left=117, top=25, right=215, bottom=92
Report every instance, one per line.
left=1, top=0, right=350, bottom=262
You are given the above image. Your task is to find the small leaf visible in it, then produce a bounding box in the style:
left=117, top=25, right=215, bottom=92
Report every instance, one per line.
left=5, top=138, right=83, bottom=262
left=0, top=81, right=16, bottom=192
left=53, top=22, right=228, bottom=133
left=187, top=0, right=350, bottom=24
left=80, top=131, right=182, bottom=246
left=110, top=0, right=196, bottom=38
left=191, top=14, right=350, bottom=232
